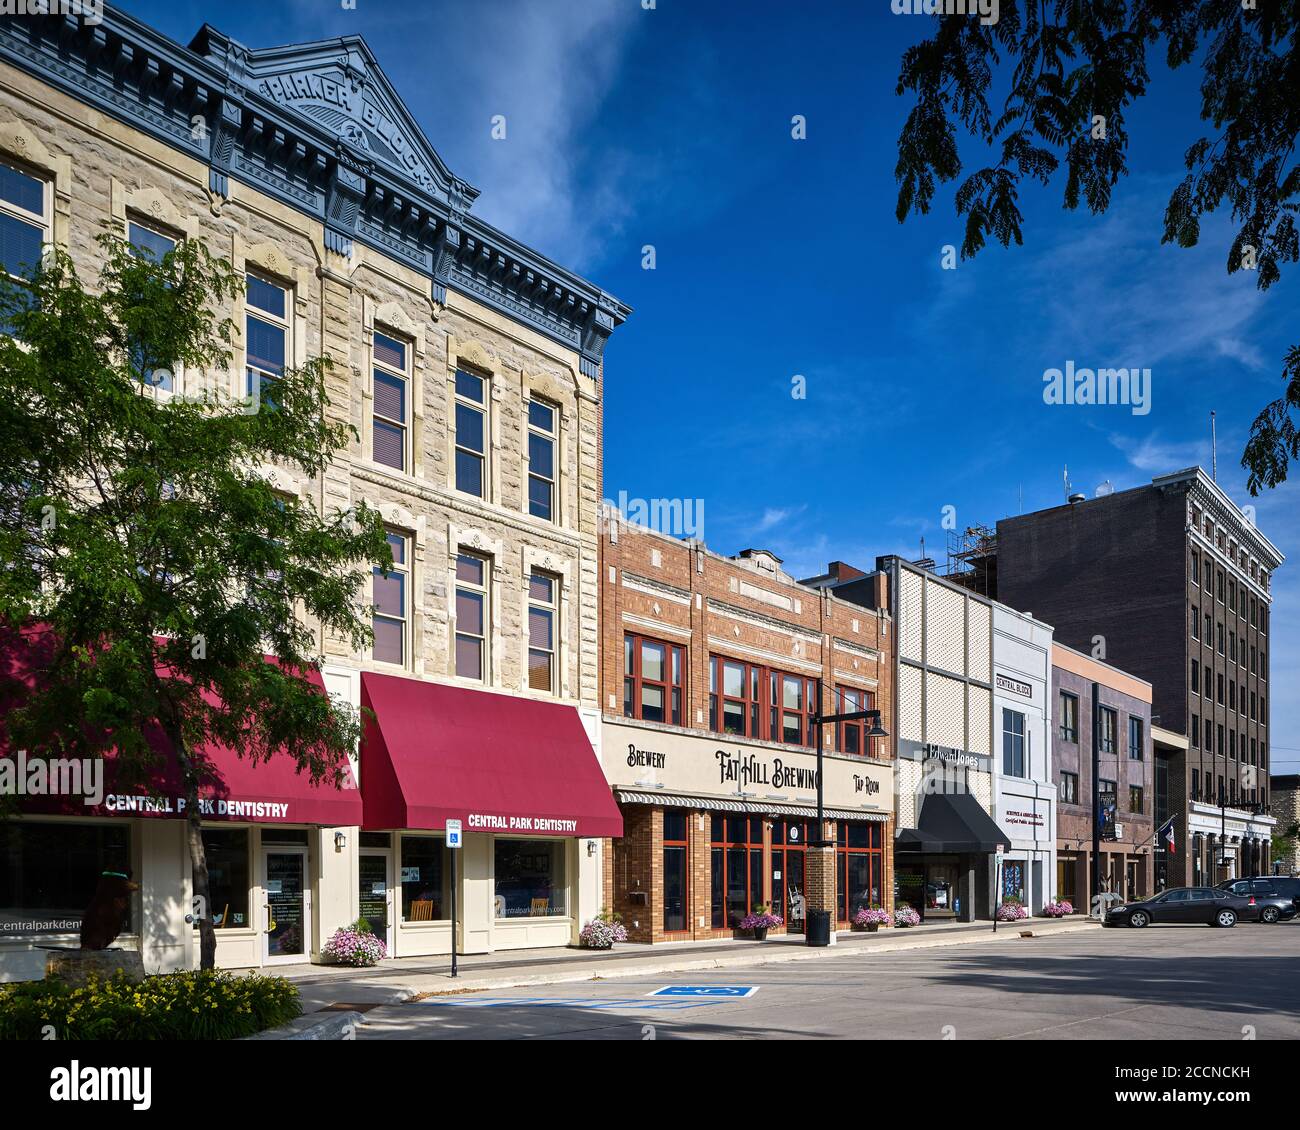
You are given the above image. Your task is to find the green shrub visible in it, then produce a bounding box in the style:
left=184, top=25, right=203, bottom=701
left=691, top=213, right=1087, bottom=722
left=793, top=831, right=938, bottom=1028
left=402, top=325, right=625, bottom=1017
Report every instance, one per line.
left=0, top=969, right=302, bottom=1040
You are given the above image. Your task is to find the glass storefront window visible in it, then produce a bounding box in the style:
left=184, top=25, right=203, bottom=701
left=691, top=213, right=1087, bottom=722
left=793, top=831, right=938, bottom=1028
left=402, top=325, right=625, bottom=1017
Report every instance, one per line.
left=1001, top=859, right=1026, bottom=904
left=663, top=811, right=688, bottom=933
left=835, top=821, right=883, bottom=922
left=197, top=828, right=250, bottom=929
left=0, top=822, right=133, bottom=936
left=494, top=839, right=567, bottom=918
left=710, top=815, right=763, bottom=928
left=400, top=835, right=451, bottom=921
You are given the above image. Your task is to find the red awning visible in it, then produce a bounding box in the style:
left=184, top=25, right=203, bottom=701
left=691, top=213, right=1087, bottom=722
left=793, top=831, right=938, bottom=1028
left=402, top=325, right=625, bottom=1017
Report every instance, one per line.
left=0, top=627, right=361, bottom=826
left=360, top=671, right=622, bottom=838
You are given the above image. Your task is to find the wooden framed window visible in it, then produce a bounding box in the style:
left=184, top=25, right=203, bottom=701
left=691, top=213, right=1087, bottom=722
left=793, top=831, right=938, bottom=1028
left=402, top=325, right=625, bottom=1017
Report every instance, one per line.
left=527, top=571, right=557, bottom=693
left=372, top=530, right=408, bottom=665
left=1059, top=771, right=1079, bottom=805
left=454, top=552, right=489, bottom=681
left=836, top=686, right=876, bottom=756
left=708, top=655, right=818, bottom=747
left=710, top=815, right=763, bottom=929
left=1059, top=691, right=1078, bottom=742
left=245, top=273, right=289, bottom=410
left=454, top=368, right=487, bottom=497
left=1097, top=706, right=1117, bottom=754
left=372, top=331, right=410, bottom=472
left=662, top=810, right=689, bottom=933
left=623, top=633, right=684, bottom=725
left=835, top=821, right=884, bottom=924
left=526, top=398, right=557, bottom=521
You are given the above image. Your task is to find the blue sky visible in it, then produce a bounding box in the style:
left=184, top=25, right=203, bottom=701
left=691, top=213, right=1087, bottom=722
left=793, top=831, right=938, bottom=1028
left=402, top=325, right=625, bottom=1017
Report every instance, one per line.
left=118, top=0, right=1300, bottom=768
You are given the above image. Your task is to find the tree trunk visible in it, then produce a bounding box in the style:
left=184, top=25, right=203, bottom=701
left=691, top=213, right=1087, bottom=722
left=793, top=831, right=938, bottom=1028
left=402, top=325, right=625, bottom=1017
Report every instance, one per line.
left=186, top=783, right=216, bottom=971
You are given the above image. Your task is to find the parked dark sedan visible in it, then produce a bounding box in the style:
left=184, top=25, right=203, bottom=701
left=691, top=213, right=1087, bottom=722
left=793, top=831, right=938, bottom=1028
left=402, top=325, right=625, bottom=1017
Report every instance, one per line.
left=1215, top=877, right=1300, bottom=923
left=1104, top=886, right=1239, bottom=928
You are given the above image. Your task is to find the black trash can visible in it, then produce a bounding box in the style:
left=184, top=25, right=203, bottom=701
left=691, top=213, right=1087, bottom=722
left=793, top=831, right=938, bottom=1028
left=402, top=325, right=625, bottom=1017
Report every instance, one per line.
left=805, top=909, right=831, bottom=947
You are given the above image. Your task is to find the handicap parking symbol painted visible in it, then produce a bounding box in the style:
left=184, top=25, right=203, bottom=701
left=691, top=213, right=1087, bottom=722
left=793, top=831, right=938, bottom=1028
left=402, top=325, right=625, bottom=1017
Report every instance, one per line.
left=648, top=985, right=759, bottom=998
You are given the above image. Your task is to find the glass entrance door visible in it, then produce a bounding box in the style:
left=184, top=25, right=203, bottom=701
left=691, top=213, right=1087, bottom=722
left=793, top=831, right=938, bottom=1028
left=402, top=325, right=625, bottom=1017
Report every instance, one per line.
left=263, top=849, right=308, bottom=963
left=358, top=851, right=392, bottom=952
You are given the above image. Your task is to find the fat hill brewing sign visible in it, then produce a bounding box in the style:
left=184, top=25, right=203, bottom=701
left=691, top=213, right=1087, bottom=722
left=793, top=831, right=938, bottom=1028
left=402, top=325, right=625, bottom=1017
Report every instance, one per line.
left=717, top=750, right=819, bottom=790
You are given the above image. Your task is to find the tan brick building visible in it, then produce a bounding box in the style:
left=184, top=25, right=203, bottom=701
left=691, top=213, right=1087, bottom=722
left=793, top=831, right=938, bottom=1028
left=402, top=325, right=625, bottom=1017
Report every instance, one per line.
left=599, top=514, right=895, bottom=943
left=1271, top=776, right=1300, bottom=876
left=0, top=9, right=626, bottom=979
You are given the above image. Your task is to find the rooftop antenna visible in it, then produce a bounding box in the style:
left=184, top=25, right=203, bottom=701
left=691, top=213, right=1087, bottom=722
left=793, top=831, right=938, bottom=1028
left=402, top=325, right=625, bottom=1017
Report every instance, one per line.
left=1211, top=411, right=1217, bottom=481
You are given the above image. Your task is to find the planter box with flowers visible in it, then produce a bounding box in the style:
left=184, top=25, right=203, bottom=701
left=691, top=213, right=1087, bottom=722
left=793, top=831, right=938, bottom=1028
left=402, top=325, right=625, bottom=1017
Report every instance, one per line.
left=579, top=910, right=628, bottom=950
left=894, top=905, right=921, bottom=928
left=739, top=909, right=784, bottom=941
left=996, top=900, right=1030, bottom=922
left=322, top=918, right=387, bottom=967
left=852, top=906, right=892, bottom=933
left=1041, top=900, right=1074, bottom=918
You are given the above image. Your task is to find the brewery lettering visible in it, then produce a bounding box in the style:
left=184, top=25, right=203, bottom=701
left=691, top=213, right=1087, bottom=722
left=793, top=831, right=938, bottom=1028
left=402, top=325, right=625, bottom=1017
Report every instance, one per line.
left=627, top=743, right=667, bottom=769
left=716, top=749, right=818, bottom=791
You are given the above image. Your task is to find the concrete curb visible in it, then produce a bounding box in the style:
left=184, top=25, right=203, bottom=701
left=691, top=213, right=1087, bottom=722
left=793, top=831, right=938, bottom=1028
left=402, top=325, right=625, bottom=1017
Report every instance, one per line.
left=246, top=1008, right=367, bottom=1040
left=405, top=919, right=1102, bottom=999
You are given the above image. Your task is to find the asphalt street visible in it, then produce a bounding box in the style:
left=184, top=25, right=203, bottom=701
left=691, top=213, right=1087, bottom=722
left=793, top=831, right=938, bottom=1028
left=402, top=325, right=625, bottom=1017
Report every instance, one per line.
left=352, top=920, right=1300, bottom=1040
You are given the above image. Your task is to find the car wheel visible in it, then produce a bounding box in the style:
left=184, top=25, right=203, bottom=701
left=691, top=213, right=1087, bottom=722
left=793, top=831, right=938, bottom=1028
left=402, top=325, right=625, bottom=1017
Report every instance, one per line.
left=1215, top=908, right=1237, bottom=928
left=1261, top=906, right=1280, bottom=924
left=1128, top=911, right=1149, bottom=928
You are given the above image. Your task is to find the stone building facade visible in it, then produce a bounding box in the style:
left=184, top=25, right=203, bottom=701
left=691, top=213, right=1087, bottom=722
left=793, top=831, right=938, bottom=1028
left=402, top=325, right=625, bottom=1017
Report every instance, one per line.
left=1270, top=776, right=1300, bottom=876
left=0, top=9, right=626, bottom=979
left=599, top=518, right=895, bottom=943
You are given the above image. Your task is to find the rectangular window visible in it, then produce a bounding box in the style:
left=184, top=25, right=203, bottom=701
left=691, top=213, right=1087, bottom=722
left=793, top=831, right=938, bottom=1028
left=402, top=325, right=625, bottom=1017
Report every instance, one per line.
left=1191, top=714, right=1200, bottom=747
left=771, top=669, right=818, bottom=747
left=623, top=632, right=685, bottom=725
left=711, top=655, right=762, bottom=739
left=196, top=828, right=249, bottom=929
left=1191, top=658, right=1199, bottom=694
left=246, top=273, right=289, bottom=410
left=400, top=835, right=451, bottom=921
left=0, top=821, right=133, bottom=936
left=710, top=815, right=763, bottom=928
left=372, top=530, right=408, bottom=665
left=663, top=811, right=688, bottom=933
left=1128, top=715, right=1144, bottom=761
left=454, top=552, right=489, bottom=681
left=1129, top=785, right=1144, bottom=815
left=372, top=331, right=409, bottom=472
left=1191, top=553, right=1200, bottom=585
left=1192, top=768, right=1200, bottom=800
left=1217, top=622, right=1225, bottom=655
left=1002, top=708, right=1026, bottom=777
left=1058, top=691, right=1078, bottom=742
left=527, top=571, right=557, bottom=693
left=454, top=369, right=487, bottom=497
left=0, top=160, right=47, bottom=286
left=1190, top=605, right=1199, bottom=639
left=1059, top=771, right=1079, bottom=805
left=527, top=398, right=557, bottom=521
left=494, top=839, right=566, bottom=918
left=128, top=220, right=179, bottom=391
left=1204, top=717, right=1212, bottom=751
left=837, top=685, right=876, bottom=756
left=1098, top=706, right=1117, bottom=754
left=835, top=820, right=883, bottom=923
left=1217, top=672, right=1225, bottom=705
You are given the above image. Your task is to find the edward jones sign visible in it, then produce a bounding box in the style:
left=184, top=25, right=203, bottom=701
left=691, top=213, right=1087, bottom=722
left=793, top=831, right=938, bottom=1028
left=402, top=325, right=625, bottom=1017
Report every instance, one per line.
left=601, top=720, right=891, bottom=810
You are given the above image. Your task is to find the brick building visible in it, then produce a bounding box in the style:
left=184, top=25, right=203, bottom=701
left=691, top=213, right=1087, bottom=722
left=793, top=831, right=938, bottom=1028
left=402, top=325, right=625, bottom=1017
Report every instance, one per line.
left=990, top=468, right=1282, bottom=885
left=1271, top=776, right=1300, bottom=876
left=599, top=518, right=894, bottom=943
left=0, top=7, right=627, bottom=979
left=1051, top=644, right=1155, bottom=910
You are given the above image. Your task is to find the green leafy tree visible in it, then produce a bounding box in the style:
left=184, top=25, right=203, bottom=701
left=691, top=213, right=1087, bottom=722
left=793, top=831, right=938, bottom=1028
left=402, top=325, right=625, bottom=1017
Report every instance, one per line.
left=894, top=1, right=1299, bottom=493
left=0, top=232, right=389, bottom=969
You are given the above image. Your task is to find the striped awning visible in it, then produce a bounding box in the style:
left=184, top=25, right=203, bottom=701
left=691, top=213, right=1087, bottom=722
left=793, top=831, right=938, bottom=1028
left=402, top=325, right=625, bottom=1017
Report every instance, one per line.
left=615, top=789, right=889, bottom=823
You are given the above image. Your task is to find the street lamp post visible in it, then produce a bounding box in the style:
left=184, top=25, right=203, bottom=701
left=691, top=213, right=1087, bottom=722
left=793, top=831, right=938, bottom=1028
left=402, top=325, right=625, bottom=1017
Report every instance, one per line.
left=805, top=704, right=888, bottom=947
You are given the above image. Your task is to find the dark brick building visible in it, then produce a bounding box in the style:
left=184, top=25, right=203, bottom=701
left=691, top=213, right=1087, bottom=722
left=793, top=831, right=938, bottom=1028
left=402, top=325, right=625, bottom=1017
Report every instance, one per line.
left=989, top=468, right=1282, bottom=885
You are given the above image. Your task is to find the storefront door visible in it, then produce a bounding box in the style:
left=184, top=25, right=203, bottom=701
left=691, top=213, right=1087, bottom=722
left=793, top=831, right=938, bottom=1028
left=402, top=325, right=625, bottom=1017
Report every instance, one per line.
left=358, top=850, right=393, bottom=952
left=263, top=848, right=309, bottom=964
left=774, top=849, right=806, bottom=934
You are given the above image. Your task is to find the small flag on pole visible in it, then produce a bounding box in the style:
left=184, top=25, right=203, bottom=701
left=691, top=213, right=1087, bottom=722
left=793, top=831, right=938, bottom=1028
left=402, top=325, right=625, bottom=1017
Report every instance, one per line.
left=1157, top=816, right=1176, bottom=855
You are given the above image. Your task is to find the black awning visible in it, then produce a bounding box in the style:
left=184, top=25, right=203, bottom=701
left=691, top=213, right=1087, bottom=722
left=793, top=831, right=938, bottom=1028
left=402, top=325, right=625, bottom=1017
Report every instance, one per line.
left=896, top=792, right=1011, bottom=854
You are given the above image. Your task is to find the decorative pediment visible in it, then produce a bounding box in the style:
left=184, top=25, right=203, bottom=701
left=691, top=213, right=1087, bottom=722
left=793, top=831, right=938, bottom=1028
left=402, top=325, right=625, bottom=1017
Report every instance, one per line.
left=237, top=37, right=476, bottom=210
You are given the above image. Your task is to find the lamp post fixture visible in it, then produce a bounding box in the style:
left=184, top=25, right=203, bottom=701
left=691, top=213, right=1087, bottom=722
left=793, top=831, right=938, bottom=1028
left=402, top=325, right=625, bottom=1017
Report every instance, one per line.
left=805, top=705, right=888, bottom=946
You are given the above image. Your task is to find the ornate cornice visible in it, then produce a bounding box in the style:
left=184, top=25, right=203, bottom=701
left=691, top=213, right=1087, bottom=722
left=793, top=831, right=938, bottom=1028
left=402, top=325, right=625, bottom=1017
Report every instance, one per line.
left=0, top=5, right=629, bottom=368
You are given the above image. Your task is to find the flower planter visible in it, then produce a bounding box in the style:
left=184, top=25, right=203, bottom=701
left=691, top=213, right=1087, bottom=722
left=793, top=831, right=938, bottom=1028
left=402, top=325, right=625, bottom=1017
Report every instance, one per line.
left=864, top=922, right=880, bottom=933
left=752, top=927, right=768, bottom=942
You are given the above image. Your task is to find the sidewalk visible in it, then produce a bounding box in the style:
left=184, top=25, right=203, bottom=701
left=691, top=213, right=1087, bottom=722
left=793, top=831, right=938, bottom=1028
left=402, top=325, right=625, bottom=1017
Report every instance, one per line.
left=272, top=916, right=1101, bottom=1014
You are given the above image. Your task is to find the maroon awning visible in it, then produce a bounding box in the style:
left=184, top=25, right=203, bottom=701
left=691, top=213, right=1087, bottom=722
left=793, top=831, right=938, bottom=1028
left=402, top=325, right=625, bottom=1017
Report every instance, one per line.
left=360, top=671, right=622, bottom=838
left=0, top=628, right=361, bottom=826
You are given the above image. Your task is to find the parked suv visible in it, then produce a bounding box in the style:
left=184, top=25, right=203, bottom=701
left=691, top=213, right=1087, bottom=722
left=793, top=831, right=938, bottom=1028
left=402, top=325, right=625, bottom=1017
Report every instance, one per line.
left=1216, top=877, right=1300, bottom=922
